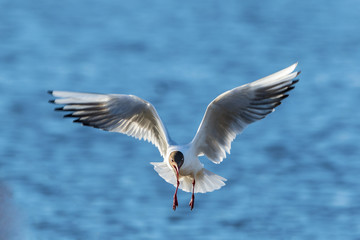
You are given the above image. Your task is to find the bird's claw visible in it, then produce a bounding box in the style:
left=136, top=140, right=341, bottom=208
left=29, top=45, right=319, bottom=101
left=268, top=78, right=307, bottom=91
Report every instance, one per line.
left=189, top=196, right=195, bottom=210
left=189, top=200, right=194, bottom=210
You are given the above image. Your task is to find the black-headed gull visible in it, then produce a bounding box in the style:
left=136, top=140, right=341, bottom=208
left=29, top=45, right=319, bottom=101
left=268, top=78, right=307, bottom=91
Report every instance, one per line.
left=49, top=63, right=300, bottom=210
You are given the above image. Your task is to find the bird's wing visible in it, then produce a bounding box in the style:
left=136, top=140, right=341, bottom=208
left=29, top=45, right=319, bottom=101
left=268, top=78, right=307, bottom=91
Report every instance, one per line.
left=49, top=91, right=171, bottom=157
left=190, top=63, right=300, bottom=164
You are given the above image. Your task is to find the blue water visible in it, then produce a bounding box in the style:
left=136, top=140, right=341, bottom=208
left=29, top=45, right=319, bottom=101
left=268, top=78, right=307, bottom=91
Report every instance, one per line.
left=1, top=0, right=360, bottom=239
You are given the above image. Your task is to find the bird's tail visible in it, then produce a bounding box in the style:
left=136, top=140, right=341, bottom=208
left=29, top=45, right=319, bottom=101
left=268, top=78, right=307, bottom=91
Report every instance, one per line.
left=178, top=168, right=226, bottom=193
left=193, top=168, right=227, bottom=193
left=151, top=162, right=226, bottom=194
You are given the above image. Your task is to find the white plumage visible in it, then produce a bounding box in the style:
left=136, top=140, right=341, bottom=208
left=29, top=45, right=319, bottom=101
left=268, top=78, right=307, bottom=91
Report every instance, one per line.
left=49, top=63, right=300, bottom=210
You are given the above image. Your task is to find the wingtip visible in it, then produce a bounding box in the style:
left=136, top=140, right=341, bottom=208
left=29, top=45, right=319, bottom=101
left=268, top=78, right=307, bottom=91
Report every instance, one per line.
left=274, top=101, right=282, bottom=108
left=64, top=113, right=73, bottom=118
left=49, top=99, right=55, bottom=104
left=292, top=79, right=300, bottom=84
left=290, top=62, right=298, bottom=71
left=278, top=62, right=298, bottom=76
left=287, top=86, right=295, bottom=91
left=47, top=90, right=53, bottom=95
left=281, top=94, right=289, bottom=100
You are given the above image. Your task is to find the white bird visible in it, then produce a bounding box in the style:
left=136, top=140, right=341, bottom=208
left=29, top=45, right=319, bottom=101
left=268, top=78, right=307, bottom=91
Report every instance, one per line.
left=49, top=63, right=300, bottom=210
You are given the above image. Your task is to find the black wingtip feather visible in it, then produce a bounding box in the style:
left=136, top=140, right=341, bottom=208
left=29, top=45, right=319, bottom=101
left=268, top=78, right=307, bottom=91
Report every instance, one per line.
left=273, top=86, right=294, bottom=96
left=274, top=102, right=282, bottom=108
left=49, top=100, right=55, bottom=104
left=292, top=79, right=299, bottom=84
left=281, top=94, right=289, bottom=100
left=47, top=90, right=53, bottom=95
left=55, top=107, right=64, bottom=111
left=64, top=113, right=74, bottom=118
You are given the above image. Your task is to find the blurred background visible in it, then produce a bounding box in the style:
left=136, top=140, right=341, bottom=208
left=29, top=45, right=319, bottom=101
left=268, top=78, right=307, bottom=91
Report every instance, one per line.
left=0, top=0, right=359, bottom=239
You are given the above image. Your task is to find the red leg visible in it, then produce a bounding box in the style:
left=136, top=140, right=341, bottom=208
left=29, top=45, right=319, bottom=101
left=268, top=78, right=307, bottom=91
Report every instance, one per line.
left=189, top=179, right=195, bottom=210
left=173, top=168, right=180, bottom=211
left=173, top=179, right=179, bottom=210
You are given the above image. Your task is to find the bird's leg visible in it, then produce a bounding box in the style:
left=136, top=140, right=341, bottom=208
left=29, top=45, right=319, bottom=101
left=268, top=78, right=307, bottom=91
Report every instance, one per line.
left=172, top=167, right=180, bottom=211
left=189, top=178, right=195, bottom=210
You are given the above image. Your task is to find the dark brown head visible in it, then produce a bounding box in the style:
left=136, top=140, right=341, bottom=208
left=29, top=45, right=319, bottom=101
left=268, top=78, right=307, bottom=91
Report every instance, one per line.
left=169, top=151, right=184, bottom=172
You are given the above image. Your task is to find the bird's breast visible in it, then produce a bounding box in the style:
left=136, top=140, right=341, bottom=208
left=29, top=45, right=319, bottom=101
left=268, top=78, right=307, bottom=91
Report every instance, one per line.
left=179, top=157, right=203, bottom=177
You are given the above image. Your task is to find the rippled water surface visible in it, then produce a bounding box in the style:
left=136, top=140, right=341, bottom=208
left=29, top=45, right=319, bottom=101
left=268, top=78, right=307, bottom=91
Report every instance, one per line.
left=0, top=0, right=360, bottom=239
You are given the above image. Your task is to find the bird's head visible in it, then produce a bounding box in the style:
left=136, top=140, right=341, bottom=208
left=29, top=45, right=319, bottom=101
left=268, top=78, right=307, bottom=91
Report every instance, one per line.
left=169, top=151, right=184, bottom=174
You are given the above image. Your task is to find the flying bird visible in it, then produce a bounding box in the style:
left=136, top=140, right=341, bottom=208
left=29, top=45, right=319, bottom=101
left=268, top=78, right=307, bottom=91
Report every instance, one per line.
left=49, top=63, right=300, bottom=210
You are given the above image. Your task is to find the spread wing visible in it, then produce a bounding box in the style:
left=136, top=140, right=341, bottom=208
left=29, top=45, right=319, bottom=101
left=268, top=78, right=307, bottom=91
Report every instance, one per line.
left=49, top=91, right=171, bottom=157
left=190, top=63, right=300, bottom=163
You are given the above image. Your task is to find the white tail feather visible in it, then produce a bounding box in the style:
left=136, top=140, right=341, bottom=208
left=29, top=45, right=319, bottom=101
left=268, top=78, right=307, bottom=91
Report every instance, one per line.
left=151, top=162, right=226, bottom=193
left=194, top=169, right=227, bottom=193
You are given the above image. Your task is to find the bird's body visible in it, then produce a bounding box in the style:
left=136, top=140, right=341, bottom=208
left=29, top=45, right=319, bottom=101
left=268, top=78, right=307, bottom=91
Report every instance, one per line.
left=49, top=63, right=300, bottom=210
